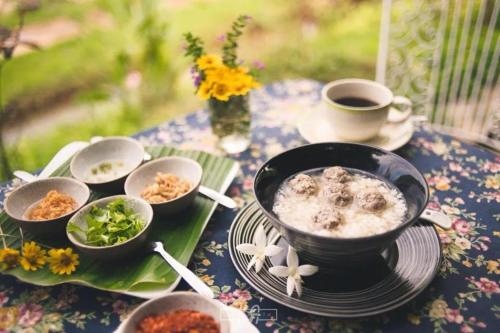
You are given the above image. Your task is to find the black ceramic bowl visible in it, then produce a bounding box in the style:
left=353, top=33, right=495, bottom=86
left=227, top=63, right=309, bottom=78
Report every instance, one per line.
left=253, top=143, right=429, bottom=267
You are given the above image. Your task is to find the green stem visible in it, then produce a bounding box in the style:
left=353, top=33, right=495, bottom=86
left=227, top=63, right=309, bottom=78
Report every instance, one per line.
left=0, top=226, right=7, bottom=248
left=0, top=62, right=12, bottom=180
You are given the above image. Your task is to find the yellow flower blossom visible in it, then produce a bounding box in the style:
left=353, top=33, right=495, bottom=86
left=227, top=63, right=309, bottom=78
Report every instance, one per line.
left=196, top=54, right=222, bottom=70
left=231, top=82, right=250, bottom=96
left=0, top=248, right=20, bottom=270
left=486, top=260, right=500, bottom=274
left=212, top=83, right=231, bottom=101
left=201, top=258, right=211, bottom=266
left=494, top=231, right=500, bottom=237
left=0, top=307, right=19, bottom=329
left=47, top=248, right=79, bottom=275
left=204, top=66, right=228, bottom=83
left=197, top=61, right=260, bottom=100
left=20, top=242, right=46, bottom=271
left=196, top=81, right=213, bottom=100
left=231, top=66, right=249, bottom=74
left=428, top=299, right=448, bottom=319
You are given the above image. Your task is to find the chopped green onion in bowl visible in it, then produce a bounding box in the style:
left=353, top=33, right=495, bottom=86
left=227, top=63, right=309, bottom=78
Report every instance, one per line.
left=67, top=198, right=145, bottom=246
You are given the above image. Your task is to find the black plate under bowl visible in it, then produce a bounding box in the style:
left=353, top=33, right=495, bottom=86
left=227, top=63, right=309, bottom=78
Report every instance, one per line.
left=228, top=202, right=441, bottom=318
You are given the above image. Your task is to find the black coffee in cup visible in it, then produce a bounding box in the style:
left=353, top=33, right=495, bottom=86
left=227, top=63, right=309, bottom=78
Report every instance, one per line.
left=333, top=97, right=379, bottom=107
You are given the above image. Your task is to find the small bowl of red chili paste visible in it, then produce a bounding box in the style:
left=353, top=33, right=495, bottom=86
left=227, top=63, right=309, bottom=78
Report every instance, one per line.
left=118, top=292, right=230, bottom=333
left=136, top=309, right=220, bottom=333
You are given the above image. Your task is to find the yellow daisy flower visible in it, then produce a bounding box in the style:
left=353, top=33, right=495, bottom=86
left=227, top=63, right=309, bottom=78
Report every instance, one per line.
left=47, top=248, right=79, bottom=275
left=231, top=66, right=249, bottom=75
left=212, top=83, right=232, bottom=101
left=196, top=81, right=213, bottom=100
left=205, top=67, right=228, bottom=84
left=20, top=241, right=46, bottom=271
left=0, top=248, right=20, bottom=270
left=232, top=83, right=250, bottom=96
left=196, top=54, right=222, bottom=70
left=247, top=76, right=261, bottom=89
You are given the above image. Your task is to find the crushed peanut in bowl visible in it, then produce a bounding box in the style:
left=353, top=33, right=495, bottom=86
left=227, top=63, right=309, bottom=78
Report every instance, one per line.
left=26, top=190, right=77, bottom=221
left=141, top=172, right=191, bottom=204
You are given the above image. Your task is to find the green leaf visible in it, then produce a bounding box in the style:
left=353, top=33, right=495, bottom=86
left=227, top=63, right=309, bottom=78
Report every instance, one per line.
left=74, top=198, right=145, bottom=247
left=67, top=222, right=83, bottom=234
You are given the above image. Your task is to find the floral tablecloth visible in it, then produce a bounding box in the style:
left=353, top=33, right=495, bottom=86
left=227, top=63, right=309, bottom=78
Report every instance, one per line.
left=0, top=80, right=498, bottom=333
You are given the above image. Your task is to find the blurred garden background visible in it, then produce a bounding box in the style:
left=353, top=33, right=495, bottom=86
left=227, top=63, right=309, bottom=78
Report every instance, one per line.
left=0, top=0, right=381, bottom=181
left=1, top=0, right=498, bottom=181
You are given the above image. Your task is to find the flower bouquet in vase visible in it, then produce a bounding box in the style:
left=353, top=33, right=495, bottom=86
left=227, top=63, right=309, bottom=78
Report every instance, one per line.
left=184, top=15, right=262, bottom=154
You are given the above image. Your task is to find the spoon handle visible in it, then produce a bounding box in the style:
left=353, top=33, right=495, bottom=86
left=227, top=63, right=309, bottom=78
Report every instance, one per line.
left=421, top=208, right=452, bottom=229
left=13, top=170, right=37, bottom=183
left=154, top=244, right=214, bottom=299
left=38, top=141, right=90, bottom=179
left=199, top=185, right=237, bottom=209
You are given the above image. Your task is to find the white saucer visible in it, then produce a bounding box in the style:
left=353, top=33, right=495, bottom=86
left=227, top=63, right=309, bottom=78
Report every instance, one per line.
left=297, top=111, right=414, bottom=151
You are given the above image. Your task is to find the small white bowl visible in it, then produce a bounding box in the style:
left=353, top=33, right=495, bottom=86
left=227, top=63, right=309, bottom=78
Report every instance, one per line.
left=71, top=136, right=145, bottom=193
left=124, top=156, right=203, bottom=216
left=117, top=292, right=230, bottom=333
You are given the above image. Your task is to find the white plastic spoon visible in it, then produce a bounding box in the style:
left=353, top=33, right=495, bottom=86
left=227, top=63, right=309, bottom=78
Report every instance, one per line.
left=149, top=241, right=214, bottom=299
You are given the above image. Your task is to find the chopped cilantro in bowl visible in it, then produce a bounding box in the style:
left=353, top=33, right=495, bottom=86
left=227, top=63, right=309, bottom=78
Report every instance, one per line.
left=68, top=198, right=146, bottom=247
left=66, top=195, right=153, bottom=260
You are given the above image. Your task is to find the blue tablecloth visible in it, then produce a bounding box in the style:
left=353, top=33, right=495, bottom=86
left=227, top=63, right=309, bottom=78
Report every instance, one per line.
left=0, top=80, right=498, bottom=333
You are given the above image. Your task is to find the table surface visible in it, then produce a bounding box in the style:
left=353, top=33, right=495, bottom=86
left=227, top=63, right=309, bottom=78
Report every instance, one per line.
left=0, top=80, right=498, bottom=333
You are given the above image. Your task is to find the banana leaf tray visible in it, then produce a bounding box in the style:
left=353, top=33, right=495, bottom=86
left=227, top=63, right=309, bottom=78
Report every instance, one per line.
left=0, top=146, right=239, bottom=299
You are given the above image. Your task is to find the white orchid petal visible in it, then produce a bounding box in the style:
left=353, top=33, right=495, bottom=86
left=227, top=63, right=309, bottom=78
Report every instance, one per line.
left=287, top=247, right=299, bottom=268
left=264, top=245, right=283, bottom=257
left=255, top=258, right=264, bottom=273
left=295, top=277, right=303, bottom=297
left=254, top=224, right=267, bottom=249
left=297, top=264, right=319, bottom=276
left=269, top=266, right=289, bottom=277
left=237, top=244, right=257, bottom=255
left=246, top=256, right=257, bottom=271
left=286, top=276, right=295, bottom=297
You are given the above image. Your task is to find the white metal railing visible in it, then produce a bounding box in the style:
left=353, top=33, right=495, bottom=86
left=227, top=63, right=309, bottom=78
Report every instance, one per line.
left=377, top=0, right=499, bottom=147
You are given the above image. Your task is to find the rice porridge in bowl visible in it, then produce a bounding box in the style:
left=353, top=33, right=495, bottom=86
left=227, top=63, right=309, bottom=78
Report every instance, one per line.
left=272, top=166, right=407, bottom=238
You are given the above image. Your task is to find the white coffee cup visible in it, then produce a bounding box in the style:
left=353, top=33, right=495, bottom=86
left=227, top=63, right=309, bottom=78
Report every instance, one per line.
left=321, top=79, right=412, bottom=141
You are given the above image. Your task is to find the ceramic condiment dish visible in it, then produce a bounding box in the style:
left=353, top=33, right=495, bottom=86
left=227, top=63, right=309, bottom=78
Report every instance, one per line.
left=70, top=137, right=145, bottom=193
left=66, top=195, right=153, bottom=260
left=4, top=177, right=90, bottom=238
left=124, top=156, right=202, bottom=216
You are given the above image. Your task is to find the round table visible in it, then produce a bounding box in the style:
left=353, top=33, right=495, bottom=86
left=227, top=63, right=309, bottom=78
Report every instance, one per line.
left=0, top=80, right=498, bottom=333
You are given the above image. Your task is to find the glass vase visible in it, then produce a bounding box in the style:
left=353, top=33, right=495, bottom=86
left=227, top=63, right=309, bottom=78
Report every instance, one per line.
left=208, top=94, right=251, bottom=154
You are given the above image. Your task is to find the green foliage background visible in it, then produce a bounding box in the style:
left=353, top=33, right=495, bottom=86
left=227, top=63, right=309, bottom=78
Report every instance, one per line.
left=1, top=0, right=381, bottom=180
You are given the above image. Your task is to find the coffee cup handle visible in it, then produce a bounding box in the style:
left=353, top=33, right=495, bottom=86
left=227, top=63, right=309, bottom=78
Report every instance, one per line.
left=387, top=96, right=412, bottom=123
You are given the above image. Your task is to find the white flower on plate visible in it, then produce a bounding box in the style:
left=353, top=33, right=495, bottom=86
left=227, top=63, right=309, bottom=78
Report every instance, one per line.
left=269, top=246, right=318, bottom=297
left=236, top=224, right=282, bottom=273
